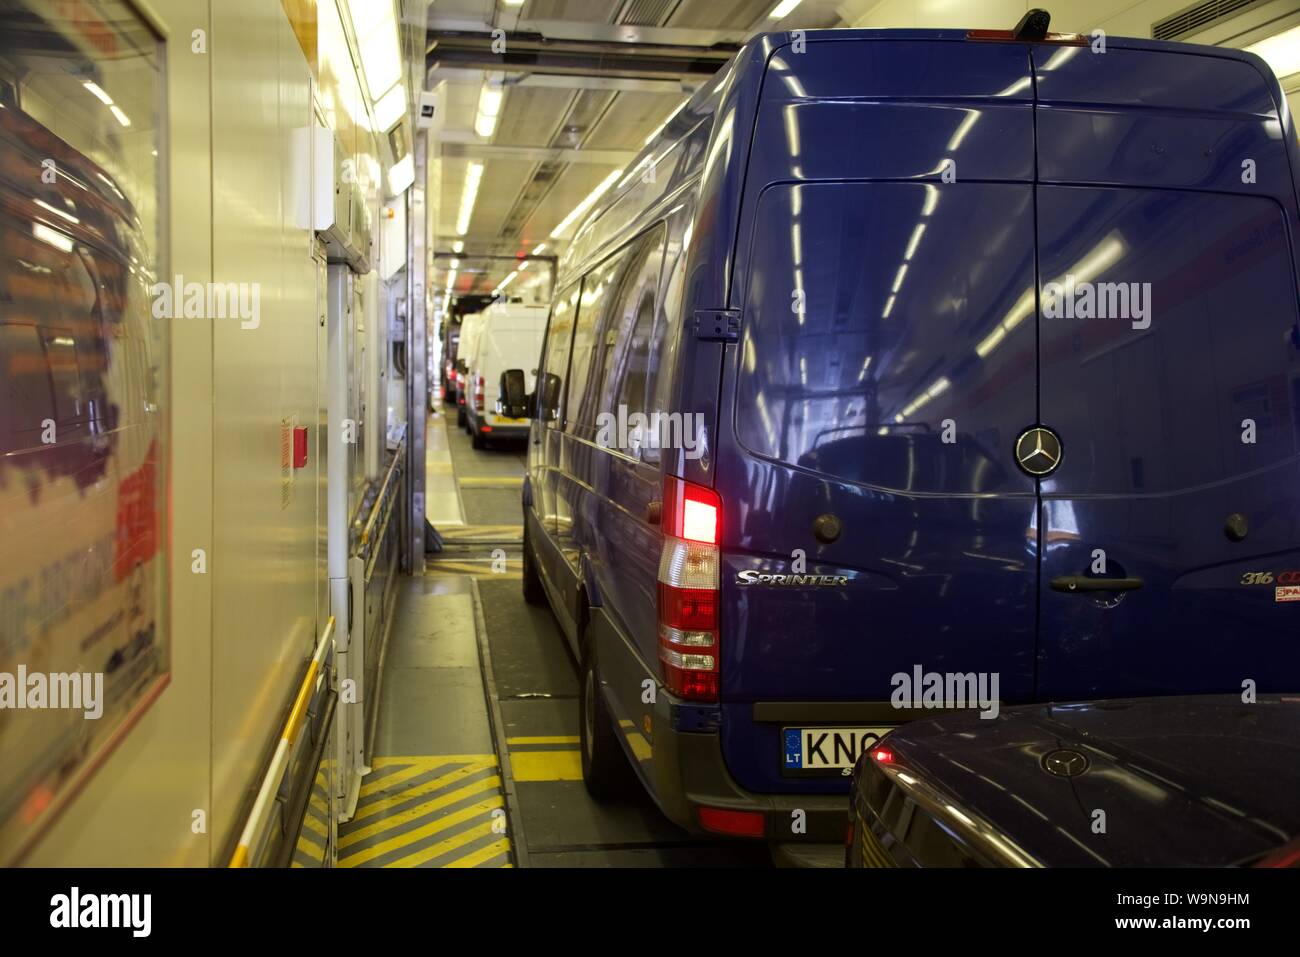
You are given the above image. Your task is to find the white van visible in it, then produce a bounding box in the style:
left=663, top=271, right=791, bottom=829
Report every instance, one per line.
left=465, top=302, right=547, bottom=448
left=453, top=311, right=486, bottom=428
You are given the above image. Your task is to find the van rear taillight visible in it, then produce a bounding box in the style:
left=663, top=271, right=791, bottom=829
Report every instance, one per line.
left=698, top=806, right=764, bottom=838
left=663, top=475, right=720, bottom=545
left=966, top=28, right=1085, bottom=44
left=473, top=374, right=484, bottom=412
left=658, top=585, right=716, bottom=631
left=967, top=9, right=1084, bottom=45
left=657, top=476, right=721, bottom=702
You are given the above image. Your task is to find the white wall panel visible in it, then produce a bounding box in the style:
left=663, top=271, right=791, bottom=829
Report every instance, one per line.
left=208, top=0, right=320, bottom=856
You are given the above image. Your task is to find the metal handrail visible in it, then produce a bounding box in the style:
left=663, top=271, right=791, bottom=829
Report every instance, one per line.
left=229, top=615, right=335, bottom=868
left=360, top=431, right=407, bottom=548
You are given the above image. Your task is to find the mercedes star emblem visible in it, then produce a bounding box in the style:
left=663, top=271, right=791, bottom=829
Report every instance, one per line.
left=1015, top=426, right=1062, bottom=477
left=1042, top=748, right=1089, bottom=778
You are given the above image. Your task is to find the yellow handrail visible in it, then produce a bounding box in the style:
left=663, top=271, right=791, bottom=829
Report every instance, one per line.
left=360, top=436, right=406, bottom=547
left=229, top=615, right=335, bottom=868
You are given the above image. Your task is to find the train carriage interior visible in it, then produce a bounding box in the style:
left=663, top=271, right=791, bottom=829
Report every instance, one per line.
left=1, top=0, right=1300, bottom=935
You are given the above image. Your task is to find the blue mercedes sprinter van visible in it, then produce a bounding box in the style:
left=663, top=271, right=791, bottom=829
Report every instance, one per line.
left=512, top=25, right=1300, bottom=851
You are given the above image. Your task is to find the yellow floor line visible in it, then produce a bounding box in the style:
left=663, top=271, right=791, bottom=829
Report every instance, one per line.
left=510, top=749, right=583, bottom=782
left=339, top=774, right=502, bottom=847
left=342, top=798, right=503, bottom=867
left=624, top=731, right=653, bottom=762
left=440, top=525, right=523, bottom=539
left=457, top=476, right=523, bottom=486
left=427, top=572, right=523, bottom=581
left=507, top=735, right=580, bottom=745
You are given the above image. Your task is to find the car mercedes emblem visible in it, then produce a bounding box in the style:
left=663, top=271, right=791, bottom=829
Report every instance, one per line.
left=1014, top=426, right=1062, bottom=477
left=1042, top=748, right=1089, bottom=778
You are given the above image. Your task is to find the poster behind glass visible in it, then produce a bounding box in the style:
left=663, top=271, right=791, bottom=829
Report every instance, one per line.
left=0, top=0, right=167, bottom=861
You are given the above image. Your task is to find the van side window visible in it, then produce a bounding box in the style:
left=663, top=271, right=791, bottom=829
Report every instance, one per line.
left=538, top=283, right=580, bottom=426
left=643, top=211, right=692, bottom=465
left=596, top=225, right=667, bottom=457
left=564, top=254, right=623, bottom=435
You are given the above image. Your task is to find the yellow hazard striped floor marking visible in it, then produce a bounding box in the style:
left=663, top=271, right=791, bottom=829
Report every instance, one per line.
left=292, top=768, right=332, bottom=868
left=447, top=837, right=512, bottom=868
left=348, top=758, right=496, bottom=824
left=342, top=795, right=506, bottom=867
left=362, top=756, right=460, bottom=792
left=300, top=811, right=328, bottom=839
left=291, top=841, right=326, bottom=868
left=338, top=755, right=510, bottom=868
left=382, top=814, right=510, bottom=868
left=339, top=774, right=502, bottom=847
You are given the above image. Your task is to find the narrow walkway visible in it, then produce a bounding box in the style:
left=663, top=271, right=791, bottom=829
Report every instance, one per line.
left=336, top=560, right=511, bottom=867
left=419, top=408, right=770, bottom=868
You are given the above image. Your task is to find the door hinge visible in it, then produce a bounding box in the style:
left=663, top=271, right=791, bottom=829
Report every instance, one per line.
left=693, top=308, right=740, bottom=342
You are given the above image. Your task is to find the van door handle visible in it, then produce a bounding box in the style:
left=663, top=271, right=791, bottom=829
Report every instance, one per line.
left=646, top=501, right=662, bottom=525
left=1050, top=576, right=1144, bottom=593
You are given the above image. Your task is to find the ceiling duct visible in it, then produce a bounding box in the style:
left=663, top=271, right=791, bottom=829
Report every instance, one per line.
left=1153, top=0, right=1268, bottom=41
left=618, top=0, right=678, bottom=27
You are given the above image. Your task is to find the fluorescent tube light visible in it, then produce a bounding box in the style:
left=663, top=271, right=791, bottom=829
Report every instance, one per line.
left=456, top=162, right=484, bottom=235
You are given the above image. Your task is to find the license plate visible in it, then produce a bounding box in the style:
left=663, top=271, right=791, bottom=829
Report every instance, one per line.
left=783, top=726, right=893, bottom=775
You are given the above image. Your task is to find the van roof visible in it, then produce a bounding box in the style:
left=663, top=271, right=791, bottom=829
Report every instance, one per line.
left=558, top=27, right=1282, bottom=282
left=481, top=303, right=548, bottom=327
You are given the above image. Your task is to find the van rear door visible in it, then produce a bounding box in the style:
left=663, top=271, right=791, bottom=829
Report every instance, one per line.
left=481, top=309, right=545, bottom=415
left=714, top=37, right=1041, bottom=795
left=1031, top=43, right=1300, bottom=698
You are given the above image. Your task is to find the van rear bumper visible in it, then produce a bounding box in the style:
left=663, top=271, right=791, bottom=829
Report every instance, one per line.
left=465, top=409, right=527, bottom=438
left=650, top=699, right=849, bottom=847
left=478, top=421, right=529, bottom=440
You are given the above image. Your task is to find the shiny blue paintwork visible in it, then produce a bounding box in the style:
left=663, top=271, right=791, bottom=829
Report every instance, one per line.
left=526, top=28, right=1300, bottom=826
left=849, top=695, right=1300, bottom=867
